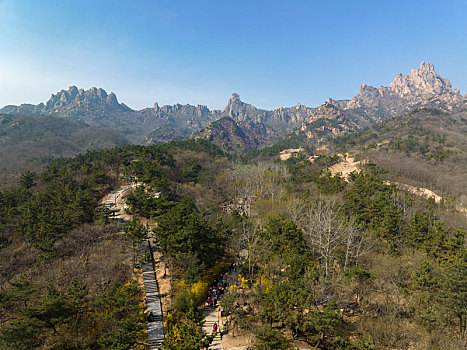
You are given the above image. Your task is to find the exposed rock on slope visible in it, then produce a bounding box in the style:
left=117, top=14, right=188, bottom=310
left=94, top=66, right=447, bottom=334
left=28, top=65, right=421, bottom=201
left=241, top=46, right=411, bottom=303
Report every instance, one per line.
left=222, top=93, right=314, bottom=133
left=142, top=102, right=219, bottom=143
left=329, top=62, right=464, bottom=123
left=193, top=116, right=278, bottom=153
left=0, top=62, right=464, bottom=150
left=295, top=102, right=361, bottom=143
left=330, top=107, right=467, bottom=210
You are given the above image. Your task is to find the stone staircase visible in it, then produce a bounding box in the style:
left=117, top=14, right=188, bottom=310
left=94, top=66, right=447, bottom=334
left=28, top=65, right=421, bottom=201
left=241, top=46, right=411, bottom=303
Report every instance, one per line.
left=141, top=240, right=164, bottom=350
left=202, top=305, right=222, bottom=349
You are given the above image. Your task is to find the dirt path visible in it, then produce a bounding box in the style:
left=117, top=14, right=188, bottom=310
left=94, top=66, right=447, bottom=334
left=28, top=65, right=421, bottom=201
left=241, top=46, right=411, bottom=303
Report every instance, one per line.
left=388, top=181, right=467, bottom=217
left=327, top=155, right=466, bottom=217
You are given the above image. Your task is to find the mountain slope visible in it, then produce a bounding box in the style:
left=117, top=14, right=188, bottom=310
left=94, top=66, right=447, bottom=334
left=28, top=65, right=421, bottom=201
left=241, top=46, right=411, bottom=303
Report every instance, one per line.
left=0, top=114, right=128, bottom=186
left=295, top=102, right=361, bottom=143
left=332, top=106, right=467, bottom=211
left=328, top=62, right=465, bottom=124
left=193, top=116, right=279, bottom=153
left=0, top=89, right=314, bottom=145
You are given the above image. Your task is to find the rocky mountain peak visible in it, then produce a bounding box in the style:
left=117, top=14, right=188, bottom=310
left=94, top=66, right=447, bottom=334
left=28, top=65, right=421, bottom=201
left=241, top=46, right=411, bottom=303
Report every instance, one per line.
left=230, top=93, right=241, bottom=102
left=389, top=61, right=455, bottom=98
left=329, top=62, right=464, bottom=122
left=43, top=86, right=131, bottom=112
left=223, top=93, right=244, bottom=111
left=419, top=61, right=435, bottom=72
left=222, top=92, right=260, bottom=121
left=106, top=92, right=119, bottom=106
left=359, top=82, right=376, bottom=93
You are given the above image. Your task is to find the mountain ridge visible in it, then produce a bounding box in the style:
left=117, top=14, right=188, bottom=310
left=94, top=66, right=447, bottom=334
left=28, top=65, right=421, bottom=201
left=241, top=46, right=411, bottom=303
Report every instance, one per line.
left=328, top=62, right=464, bottom=124
left=1, top=62, right=464, bottom=150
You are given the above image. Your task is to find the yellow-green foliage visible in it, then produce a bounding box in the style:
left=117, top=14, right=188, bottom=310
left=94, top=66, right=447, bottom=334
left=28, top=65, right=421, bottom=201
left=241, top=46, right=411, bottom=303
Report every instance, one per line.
left=175, top=261, right=228, bottom=304
left=239, top=274, right=249, bottom=289
left=228, top=274, right=249, bottom=294
left=254, top=274, right=272, bottom=293
left=164, top=312, right=182, bottom=347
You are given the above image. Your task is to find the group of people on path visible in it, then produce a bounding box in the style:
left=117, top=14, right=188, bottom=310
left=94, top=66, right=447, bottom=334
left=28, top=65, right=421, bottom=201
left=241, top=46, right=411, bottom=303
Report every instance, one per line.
left=207, top=279, right=227, bottom=307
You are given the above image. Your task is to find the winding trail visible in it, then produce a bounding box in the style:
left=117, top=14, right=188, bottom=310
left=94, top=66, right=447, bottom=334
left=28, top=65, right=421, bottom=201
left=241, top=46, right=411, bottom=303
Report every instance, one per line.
left=101, top=184, right=165, bottom=349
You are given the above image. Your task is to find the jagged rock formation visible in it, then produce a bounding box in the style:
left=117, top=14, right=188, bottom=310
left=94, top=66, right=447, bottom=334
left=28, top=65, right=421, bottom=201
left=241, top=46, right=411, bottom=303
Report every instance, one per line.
left=193, top=116, right=279, bottom=153
left=0, top=86, right=144, bottom=140
left=44, top=86, right=132, bottom=113
left=0, top=62, right=464, bottom=151
left=191, top=93, right=315, bottom=151
left=142, top=103, right=219, bottom=143
left=329, top=62, right=465, bottom=124
left=222, top=93, right=314, bottom=133
left=1, top=86, right=131, bottom=116
left=294, top=102, right=361, bottom=144
left=0, top=88, right=313, bottom=146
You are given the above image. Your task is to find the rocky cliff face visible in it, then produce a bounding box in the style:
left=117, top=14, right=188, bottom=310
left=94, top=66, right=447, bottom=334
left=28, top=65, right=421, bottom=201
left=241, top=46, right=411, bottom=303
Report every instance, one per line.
left=190, top=94, right=315, bottom=151
left=329, top=62, right=464, bottom=123
left=2, top=86, right=132, bottom=117
left=142, top=102, right=219, bottom=144
left=44, top=86, right=132, bottom=114
left=193, top=116, right=279, bottom=153
left=295, top=102, right=361, bottom=144
left=146, top=93, right=313, bottom=145
left=221, top=93, right=314, bottom=133
left=0, top=86, right=143, bottom=138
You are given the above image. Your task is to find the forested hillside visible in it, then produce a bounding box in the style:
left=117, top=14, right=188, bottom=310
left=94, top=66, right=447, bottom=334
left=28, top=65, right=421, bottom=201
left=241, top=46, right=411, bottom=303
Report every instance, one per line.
left=0, top=140, right=227, bottom=349
left=0, top=114, right=129, bottom=188
left=332, top=107, right=467, bottom=217
left=1, top=136, right=465, bottom=349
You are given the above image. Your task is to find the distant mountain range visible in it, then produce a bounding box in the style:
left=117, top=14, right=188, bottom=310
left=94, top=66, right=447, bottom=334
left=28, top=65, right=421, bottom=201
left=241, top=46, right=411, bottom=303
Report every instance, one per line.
left=277, top=62, right=466, bottom=151
left=0, top=87, right=314, bottom=145
left=1, top=62, right=465, bottom=153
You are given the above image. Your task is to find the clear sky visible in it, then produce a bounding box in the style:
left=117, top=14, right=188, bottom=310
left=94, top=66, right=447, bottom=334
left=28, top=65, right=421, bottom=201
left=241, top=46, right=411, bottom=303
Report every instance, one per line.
left=0, top=0, right=465, bottom=110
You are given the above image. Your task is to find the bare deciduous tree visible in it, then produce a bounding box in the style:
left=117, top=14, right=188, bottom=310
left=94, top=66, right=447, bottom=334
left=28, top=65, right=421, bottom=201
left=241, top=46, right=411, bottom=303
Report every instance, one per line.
left=301, top=197, right=371, bottom=276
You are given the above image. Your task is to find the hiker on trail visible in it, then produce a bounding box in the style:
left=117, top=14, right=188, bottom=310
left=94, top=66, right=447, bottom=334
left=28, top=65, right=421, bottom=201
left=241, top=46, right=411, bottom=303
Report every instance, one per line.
left=148, top=311, right=154, bottom=322
left=213, top=323, right=217, bottom=332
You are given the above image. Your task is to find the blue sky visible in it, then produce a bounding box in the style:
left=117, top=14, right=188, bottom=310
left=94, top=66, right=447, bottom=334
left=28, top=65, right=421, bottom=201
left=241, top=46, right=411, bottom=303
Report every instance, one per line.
left=0, top=0, right=465, bottom=110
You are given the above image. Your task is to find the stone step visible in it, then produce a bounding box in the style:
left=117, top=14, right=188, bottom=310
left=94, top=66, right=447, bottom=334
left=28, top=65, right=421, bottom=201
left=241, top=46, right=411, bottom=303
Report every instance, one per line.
left=145, top=286, right=159, bottom=291
left=141, top=240, right=165, bottom=349
left=149, top=316, right=163, bottom=322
